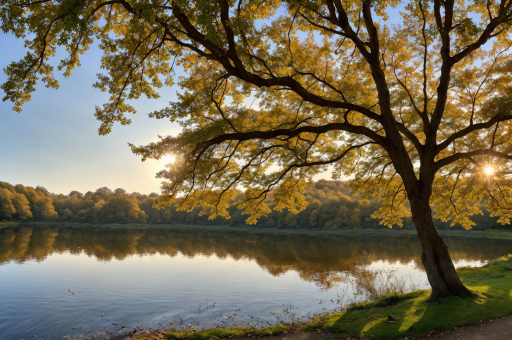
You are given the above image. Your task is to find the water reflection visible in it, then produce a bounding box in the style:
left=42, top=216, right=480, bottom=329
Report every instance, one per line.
left=1, top=226, right=512, bottom=340
left=1, top=225, right=511, bottom=290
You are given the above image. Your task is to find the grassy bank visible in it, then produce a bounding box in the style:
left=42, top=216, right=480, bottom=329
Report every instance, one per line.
left=0, top=221, right=21, bottom=229
left=134, top=255, right=512, bottom=340
left=2, top=221, right=512, bottom=240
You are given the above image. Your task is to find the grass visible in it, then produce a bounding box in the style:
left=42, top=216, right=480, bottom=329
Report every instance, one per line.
left=0, top=221, right=21, bottom=228
left=300, top=254, right=512, bottom=339
left=438, top=229, right=512, bottom=240
left=146, top=324, right=293, bottom=340
left=3, top=221, right=512, bottom=240
left=134, top=255, right=512, bottom=340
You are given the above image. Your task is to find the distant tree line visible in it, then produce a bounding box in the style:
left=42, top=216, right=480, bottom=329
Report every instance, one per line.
left=0, top=180, right=509, bottom=231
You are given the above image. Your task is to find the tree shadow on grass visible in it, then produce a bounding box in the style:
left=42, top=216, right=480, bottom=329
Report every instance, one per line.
left=317, top=256, right=512, bottom=339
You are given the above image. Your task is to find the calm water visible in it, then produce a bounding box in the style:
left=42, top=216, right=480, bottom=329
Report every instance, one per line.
left=1, top=226, right=511, bottom=340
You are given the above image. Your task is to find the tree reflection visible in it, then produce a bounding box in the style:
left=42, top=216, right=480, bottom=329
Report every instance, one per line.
left=1, top=226, right=510, bottom=291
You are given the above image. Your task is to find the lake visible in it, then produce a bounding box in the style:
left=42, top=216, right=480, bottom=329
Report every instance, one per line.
left=1, top=225, right=511, bottom=340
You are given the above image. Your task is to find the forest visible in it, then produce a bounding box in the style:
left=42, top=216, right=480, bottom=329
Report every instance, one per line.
left=0, top=180, right=509, bottom=231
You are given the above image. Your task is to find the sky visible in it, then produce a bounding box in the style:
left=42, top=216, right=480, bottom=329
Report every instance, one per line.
left=0, top=33, right=182, bottom=195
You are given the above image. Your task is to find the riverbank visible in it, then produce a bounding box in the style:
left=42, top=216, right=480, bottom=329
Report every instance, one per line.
left=121, top=255, right=512, bottom=340
left=2, top=221, right=512, bottom=240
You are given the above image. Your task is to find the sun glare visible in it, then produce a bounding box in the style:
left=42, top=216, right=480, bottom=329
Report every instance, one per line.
left=162, top=154, right=175, bottom=164
left=483, top=165, right=495, bottom=176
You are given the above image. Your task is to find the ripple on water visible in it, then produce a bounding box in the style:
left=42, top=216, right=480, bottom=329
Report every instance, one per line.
left=1, top=225, right=511, bottom=340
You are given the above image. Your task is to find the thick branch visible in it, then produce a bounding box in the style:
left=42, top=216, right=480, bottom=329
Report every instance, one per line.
left=191, top=122, right=387, bottom=161
left=436, top=114, right=512, bottom=153
left=435, top=149, right=512, bottom=171
left=169, top=3, right=382, bottom=125
left=430, top=0, right=512, bottom=141
left=451, top=2, right=512, bottom=64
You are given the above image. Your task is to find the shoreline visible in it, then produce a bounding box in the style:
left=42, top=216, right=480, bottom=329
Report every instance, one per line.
left=2, top=221, right=512, bottom=240
left=114, top=255, right=512, bottom=340
left=3, top=223, right=512, bottom=339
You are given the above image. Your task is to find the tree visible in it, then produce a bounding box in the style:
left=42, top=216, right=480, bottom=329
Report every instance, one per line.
left=69, top=191, right=84, bottom=200
left=14, top=184, right=58, bottom=221
left=94, top=194, right=148, bottom=223
left=11, top=192, right=32, bottom=220
left=0, top=182, right=32, bottom=220
left=114, top=188, right=127, bottom=195
left=140, top=196, right=173, bottom=223
left=92, top=187, right=114, bottom=202
left=0, top=188, right=16, bottom=220
left=3, top=0, right=512, bottom=298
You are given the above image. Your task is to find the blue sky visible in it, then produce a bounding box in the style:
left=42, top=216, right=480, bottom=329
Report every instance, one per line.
left=0, top=33, right=182, bottom=195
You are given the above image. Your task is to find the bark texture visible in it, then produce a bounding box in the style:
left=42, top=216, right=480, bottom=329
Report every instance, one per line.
left=409, top=194, right=474, bottom=299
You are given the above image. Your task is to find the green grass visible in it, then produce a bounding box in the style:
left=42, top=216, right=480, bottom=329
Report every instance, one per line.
left=438, top=229, right=512, bottom=240
left=4, top=221, right=512, bottom=240
left=0, top=221, right=21, bottom=226
left=134, top=255, right=512, bottom=340
left=300, top=254, right=512, bottom=339
left=160, top=324, right=292, bottom=339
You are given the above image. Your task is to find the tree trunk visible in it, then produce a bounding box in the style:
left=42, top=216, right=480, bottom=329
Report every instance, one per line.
left=408, top=194, right=474, bottom=299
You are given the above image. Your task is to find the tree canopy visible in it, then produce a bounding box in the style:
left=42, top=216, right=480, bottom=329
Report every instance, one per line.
left=2, top=0, right=512, bottom=228
left=3, top=0, right=512, bottom=297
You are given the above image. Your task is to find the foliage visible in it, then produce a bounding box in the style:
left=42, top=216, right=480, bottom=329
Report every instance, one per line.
left=92, top=193, right=148, bottom=223
left=0, top=188, right=16, bottom=220
left=0, top=182, right=55, bottom=221
left=2, top=0, right=512, bottom=230
left=0, top=180, right=510, bottom=231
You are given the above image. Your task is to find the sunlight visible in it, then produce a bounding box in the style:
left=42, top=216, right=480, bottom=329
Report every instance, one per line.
left=483, top=165, right=495, bottom=176
left=161, top=154, right=175, bottom=164
left=398, top=295, right=427, bottom=332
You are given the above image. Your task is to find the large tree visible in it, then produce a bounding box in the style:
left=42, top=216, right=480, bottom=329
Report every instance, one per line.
left=3, top=0, right=512, bottom=298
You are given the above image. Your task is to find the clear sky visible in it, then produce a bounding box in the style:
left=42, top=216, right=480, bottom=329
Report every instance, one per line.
left=0, top=33, right=183, bottom=195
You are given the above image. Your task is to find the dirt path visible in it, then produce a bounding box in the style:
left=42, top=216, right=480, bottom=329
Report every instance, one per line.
left=421, top=313, right=512, bottom=340
left=111, top=314, right=512, bottom=340
left=230, top=314, right=512, bottom=340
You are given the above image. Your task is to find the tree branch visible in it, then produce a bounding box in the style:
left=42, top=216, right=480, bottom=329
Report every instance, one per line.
left=436, top=114, right=512, bottom=154
left=190, top=122, right=387, bottom=162
left=435, top=149, right=512, bottom=171
left=167, top=3, right=383, bottom=125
